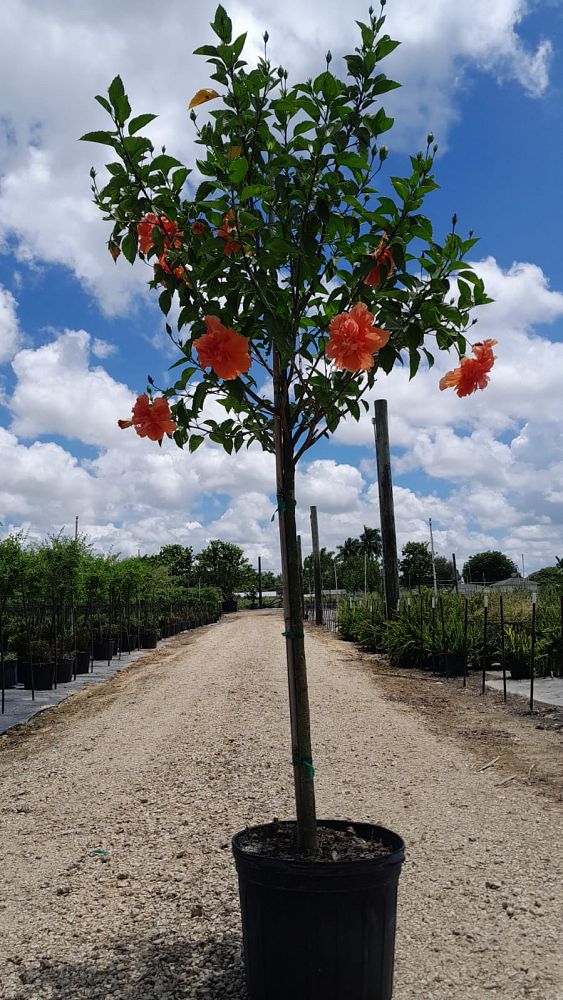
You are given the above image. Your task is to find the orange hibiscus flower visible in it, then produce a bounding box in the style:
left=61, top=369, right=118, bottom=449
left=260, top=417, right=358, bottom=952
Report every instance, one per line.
left=192, top=220, right=206, bottom=235
left=137, top=213, right=183, bottom=256
left=194, top=315, right=251, bottom=380
left=327, top=302, right=390, bottom=372
left=439, top=339, right=497, bottom=397
left=118, top=394, right=176, bottom=442
left=154, top=252, right=190, bottom=285
left=364, top=234, right=395, bottom=288
left=217, top=210, right=242, bottom=256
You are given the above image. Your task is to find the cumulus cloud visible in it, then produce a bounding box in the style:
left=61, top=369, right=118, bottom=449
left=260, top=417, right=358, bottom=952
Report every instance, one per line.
left=0, top=0, right=552, bottom=312
left=0, top=284, right=21, bottom=363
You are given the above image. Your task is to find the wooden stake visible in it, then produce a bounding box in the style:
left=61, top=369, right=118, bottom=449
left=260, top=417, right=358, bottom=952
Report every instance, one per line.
left=373, top=400, right=399, bottom=619
left=258, top=556, right=262, bottom=609
left=310, top=505, right=323, bottom=627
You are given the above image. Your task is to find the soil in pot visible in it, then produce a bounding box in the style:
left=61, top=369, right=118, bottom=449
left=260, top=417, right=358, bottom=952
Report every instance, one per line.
left=233, top=819, right=405, bottom=1000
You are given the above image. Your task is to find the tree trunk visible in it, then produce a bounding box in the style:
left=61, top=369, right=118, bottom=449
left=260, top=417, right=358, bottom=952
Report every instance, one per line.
left=274, top=352, right=317, bottom=854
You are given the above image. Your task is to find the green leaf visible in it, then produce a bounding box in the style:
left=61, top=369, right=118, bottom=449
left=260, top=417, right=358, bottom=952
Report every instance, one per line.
left=212, top=5, right=232, bottom=43
left=189, top=434, right=205, bottom=453
left=372, top=75, right=401, bottom=96
left=196, top=180, right=218, bottom=201
left=228, top=155, right=249, bottom=184
left=94, top=95, right=112, bottom=114
left=375, top=36, right=401, bottom=60
left=128, top=113, right=157, bottom=135
left=151, top=153, right=183, bottom=174
left=115, top=94, right=131, bottom=126
left=121, top=229, right=138, bottom=264
left=232, top=32, right=247, bottom=60
left=172, top=167, right=190, bottom=193
left=108, top=75, right=125, bottom=109
left=193, top=44, right=219, bottom=56
left=239, top=183, right=269, bottom=200
left=79, top=130, right=116, bottom=146
left=391, top=177, right=409, bottom=202
left=314, top=71, right=338, bottom=101
left=372, top=108, right=394, bottom=134
left=159, top=289, right=172, bottom=315
left=409, top=349, right=421, bottom=380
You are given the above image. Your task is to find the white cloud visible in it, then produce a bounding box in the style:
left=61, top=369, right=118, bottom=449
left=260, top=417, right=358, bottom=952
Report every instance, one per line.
left=0, top=284, right=20, bottom=363
left=2, top=248, right=563, bottom=574
left=9, top=329, right=135, bottom=448
left=92, top=337, right=117, bottom=358
left=0, top=0, right=552, bottom=313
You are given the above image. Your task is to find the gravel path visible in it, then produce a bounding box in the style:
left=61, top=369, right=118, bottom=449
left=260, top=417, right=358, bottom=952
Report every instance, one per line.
left=0, top=611, right=561, bottom=1000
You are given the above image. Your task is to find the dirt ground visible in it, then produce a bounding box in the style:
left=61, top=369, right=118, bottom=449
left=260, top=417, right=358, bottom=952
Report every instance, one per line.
left=0, top=611, right=561, bottom=999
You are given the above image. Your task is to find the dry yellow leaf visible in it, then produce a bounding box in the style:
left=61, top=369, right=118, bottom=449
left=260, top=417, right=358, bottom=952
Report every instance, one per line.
left=188, top=88, right=220, bottom=110
left=228, top=145, right=242, bottom=161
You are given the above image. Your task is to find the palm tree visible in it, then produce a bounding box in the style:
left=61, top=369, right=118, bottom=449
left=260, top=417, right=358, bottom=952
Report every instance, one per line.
left=359, top=526, right=382, bottom=559
left=335, top=537, right=361, bottom=562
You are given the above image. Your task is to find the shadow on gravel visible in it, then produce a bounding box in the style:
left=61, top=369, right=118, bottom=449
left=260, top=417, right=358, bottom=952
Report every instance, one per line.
left=17, top=933, right=247, bottom=1000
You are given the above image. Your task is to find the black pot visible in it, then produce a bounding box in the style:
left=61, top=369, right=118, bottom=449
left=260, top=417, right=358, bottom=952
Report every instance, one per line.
left=119, top=633, right=136, bottom=652
left=232, top=820, right=405, bottom=1000
left=75, top=650, right=91, bottom=674
left=507, top=655, right=530, bottom=680
left=57, top=655, right=75, bottom=684
left=140, top=630, right=158, bottom=649
left=19, top=661, right=55, bottom=691
left=92, top=638, right=114, bottom=661
left=1, top=658, right=17, bottom=689
left=444, top=652, right=465, bottom=677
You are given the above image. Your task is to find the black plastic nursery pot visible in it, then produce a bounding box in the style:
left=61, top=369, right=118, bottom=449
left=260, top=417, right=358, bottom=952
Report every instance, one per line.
left=92, top=638, right=114, bottom=661
left=19, top=661, right=55, bottom=690
left=232, top=820, right=405, bottom=1000
left=56, top=655, right=75, bottom=684
left=507, top=655, right=530, bottom=680
left=75, top=650, right=91, bottom=674
left=140, top=630, right=158, bottom=649
left=444, top=652, right=465, bottom=677
left=1, top=658, right=17, bottom=689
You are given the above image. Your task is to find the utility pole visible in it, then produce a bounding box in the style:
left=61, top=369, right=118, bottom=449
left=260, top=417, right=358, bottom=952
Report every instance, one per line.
left=74, top=515, right=79, bottom=542
left=310, top=506, right=323, bottom=626
left=258, top=556, right=263, bottom=609
left=429, top=517, right=438, bottom=599
left=373, top=400, right=400, bottom=618
left=452, top=552, right=459, bottom=594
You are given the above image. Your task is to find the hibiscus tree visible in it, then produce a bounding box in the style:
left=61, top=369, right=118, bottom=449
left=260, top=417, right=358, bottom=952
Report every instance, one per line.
left=82, top=4, right=493, bottom=853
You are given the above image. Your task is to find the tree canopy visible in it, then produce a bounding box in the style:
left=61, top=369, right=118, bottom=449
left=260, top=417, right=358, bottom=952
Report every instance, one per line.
left=462, top=550, right=519, bottom=584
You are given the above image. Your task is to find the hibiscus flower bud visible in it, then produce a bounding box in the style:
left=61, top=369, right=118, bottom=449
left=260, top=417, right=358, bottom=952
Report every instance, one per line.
left=379, top=145, right=388, bottom=162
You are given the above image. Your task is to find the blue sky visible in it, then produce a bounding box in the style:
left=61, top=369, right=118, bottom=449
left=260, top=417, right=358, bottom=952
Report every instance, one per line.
left=1, top=0, right=562, bottom=573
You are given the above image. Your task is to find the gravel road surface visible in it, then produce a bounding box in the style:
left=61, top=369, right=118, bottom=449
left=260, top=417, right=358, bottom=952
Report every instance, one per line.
left=1, top=611, right=561, bottom=999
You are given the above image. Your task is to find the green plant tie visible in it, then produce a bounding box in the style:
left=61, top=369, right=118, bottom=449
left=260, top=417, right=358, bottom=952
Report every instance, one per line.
left=282, top=630, right=304, bottom=639
left=271, top=494, right=296, bottom=521
left=292, top=754, right=315, bottom=779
